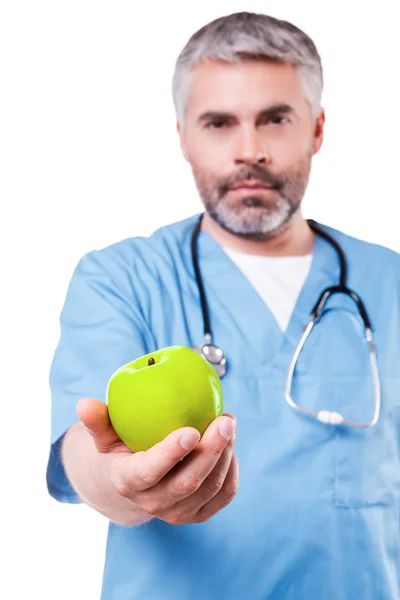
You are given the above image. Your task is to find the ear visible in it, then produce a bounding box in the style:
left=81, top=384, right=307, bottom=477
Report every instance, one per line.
left=177, top=122, right=190, bottom=162
left=312, top=109, right=325, bottom=155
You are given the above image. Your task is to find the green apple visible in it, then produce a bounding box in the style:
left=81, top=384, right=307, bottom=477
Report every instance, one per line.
left=106, top=345, right=224, bottom=452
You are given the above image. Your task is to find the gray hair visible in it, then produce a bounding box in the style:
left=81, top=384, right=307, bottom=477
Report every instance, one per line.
left=172, top=11, right=323, bottom=127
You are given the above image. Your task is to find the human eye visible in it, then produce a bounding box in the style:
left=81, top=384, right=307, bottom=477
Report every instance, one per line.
left=258, top=113, right=290, bottom=127
left=206, top=120, right=228, bottom=129
left=269, top=115, right=289, bottom=125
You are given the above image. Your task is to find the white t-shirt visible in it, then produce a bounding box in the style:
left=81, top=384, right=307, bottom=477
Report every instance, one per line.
left=223, top=247, right=313, bottom=332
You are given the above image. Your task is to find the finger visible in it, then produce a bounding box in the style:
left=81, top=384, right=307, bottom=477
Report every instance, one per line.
left=146, top=415, right=236, bottom=504
left=117, top=426, right=202, bottom=496
left=222, top=413, right=236, bottom=428
left=76, top=397, right=121, bottom=453
left=194, top=453, right=240, bottom=523
left=116, top=415, right=235, bottom=505
left=192, top=432, right=236, bottom=508
left=158, top=433, right=236, bottom=524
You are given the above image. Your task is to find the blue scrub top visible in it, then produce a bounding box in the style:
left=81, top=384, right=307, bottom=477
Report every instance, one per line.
left=46, top=212, right=400, bottom=599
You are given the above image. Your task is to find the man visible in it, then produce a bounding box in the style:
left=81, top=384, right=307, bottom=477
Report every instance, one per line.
left=47, top=11, right=400, bottom=600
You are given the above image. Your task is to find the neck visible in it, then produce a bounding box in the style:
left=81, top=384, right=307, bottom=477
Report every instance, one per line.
left=200, top=210, right=315, bottom=257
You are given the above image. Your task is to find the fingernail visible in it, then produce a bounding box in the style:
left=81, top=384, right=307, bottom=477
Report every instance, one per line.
left=219, top=418, right=234, bottom=439
left=180, top=431, right=199, bottom=450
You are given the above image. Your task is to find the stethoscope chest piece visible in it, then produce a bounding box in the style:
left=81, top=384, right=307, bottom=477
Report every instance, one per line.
left=193, top=342, right=227, bottom=378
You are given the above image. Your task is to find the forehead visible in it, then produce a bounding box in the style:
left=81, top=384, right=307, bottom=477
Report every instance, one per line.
left=186, top=59, right=307, bottom=116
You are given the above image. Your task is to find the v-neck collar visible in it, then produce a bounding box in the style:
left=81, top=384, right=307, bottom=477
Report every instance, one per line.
left=191, top=215, right=341, bottom=372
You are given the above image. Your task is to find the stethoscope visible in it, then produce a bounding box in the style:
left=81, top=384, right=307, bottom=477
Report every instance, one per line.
left=191, top=213, right=381, bottom=429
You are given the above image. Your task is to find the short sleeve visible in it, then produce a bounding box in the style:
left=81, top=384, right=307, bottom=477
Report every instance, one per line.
left=46, top=248, right=150, bottom=503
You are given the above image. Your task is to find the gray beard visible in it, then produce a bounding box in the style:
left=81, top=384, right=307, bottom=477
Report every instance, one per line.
left=206, top=195, right=297, bottom=240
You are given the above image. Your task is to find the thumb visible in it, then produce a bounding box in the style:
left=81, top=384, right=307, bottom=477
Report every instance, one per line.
left=76, top=397, right=122, bottom=453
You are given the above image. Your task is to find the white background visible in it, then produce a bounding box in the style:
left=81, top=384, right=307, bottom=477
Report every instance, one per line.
left=1, top=1, right=399, bottom=598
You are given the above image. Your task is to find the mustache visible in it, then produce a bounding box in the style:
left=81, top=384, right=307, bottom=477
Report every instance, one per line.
left=219, top=166, right=283, bottom=196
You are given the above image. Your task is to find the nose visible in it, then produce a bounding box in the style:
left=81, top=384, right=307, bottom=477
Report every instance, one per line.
left=234, top=126, right=271, bottom=165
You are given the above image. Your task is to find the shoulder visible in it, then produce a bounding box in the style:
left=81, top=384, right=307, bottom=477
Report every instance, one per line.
left=77, top=213, right=202, bottom=278
left=317, top=221, right=400, bottom=274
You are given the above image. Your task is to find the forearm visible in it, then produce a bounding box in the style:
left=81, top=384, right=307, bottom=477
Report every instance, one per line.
left=61, top=422, right=154, bottom=527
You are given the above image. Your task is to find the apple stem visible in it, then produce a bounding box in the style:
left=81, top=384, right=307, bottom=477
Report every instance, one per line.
left=148, top=357, right=156, bottom=366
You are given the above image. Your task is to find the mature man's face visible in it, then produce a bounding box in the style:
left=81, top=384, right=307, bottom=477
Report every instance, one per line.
left=178, top=59, right=325, bottom=240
